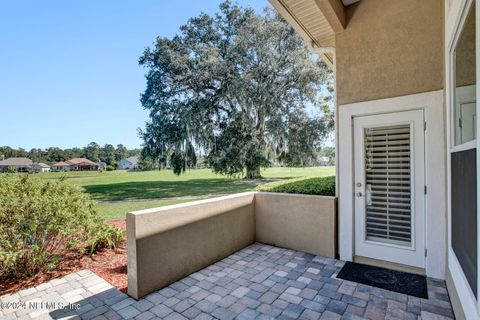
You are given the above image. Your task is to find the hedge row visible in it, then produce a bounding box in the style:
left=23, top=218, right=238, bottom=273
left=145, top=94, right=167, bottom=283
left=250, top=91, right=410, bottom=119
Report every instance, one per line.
left=256, top=176, right=335, bottom=197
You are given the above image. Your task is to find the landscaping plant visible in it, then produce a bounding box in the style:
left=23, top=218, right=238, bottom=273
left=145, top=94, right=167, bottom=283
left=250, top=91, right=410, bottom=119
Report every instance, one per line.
left=256, top=176, right=335, bottom=197
left=0, top=174, right=124, bottom=280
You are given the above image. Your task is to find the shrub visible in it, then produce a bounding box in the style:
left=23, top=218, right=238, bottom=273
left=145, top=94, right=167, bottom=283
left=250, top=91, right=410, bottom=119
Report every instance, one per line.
left=256, top=176, right=335, bottom=196
left=106, top=165, right=115, bottom=171
left=0, top=174, right=124, bottom=280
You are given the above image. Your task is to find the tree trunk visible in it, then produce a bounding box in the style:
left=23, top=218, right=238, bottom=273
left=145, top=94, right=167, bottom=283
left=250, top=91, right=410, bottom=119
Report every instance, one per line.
left=245, top=168, right=261, bottom=179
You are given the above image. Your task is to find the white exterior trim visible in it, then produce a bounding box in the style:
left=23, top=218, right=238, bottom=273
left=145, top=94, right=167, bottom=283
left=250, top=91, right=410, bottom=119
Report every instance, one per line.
left=476, top=2, right=480, bottom=315
left=450, top=139, right=477, bottom=153
left=333, top=52, right=339, bottom=199
left=445, top=0, right=480, bottom=317
left=449, top=247, right=478, bottom=318
left=338, top=90, right=446, bottom=279
left=453, top=85, right=476, bottom=147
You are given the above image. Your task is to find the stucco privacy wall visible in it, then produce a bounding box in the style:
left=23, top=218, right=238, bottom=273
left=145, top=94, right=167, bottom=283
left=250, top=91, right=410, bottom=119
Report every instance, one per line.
left=255, top=192, right=337, bottom=258
left=127, top=193, right=256, bottom=299
left=127, top=192, right=337, bottom=299
left=335, top=0, right=444, bottom=105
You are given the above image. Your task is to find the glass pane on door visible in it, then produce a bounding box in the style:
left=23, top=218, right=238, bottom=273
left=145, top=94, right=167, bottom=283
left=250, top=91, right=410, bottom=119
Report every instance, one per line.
left=454, top=3, right=476, bottom=146
left=364, top=124, right=412, bottom=246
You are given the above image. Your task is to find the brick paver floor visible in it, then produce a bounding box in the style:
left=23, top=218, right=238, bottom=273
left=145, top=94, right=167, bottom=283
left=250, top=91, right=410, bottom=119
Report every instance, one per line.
left=0, top=243, right=454, bottom=319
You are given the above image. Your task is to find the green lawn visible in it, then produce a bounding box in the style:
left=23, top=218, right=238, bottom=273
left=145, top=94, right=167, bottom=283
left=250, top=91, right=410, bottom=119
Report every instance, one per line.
left=96, top=199, right=194, bottom=221
left=37, top=167, right=334, bottom=220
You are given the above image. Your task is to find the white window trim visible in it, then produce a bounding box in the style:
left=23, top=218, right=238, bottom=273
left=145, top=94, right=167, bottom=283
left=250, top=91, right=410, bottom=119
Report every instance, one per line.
left=453, top=85, right=477, bottom=148
left=449, top=2, right=477, bottom=151
left=445, top=0, right=480, bottom=317
left=451, top=139, right=477, bottom=153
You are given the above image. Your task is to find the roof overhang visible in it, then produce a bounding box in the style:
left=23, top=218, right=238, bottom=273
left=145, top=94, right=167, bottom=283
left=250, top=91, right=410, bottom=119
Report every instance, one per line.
left=269, top=0, right=360, bottom=67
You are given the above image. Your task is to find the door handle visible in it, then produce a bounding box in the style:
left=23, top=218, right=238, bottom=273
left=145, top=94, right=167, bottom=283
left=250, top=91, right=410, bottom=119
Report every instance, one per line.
left=356, top=192, right=363, bottom=197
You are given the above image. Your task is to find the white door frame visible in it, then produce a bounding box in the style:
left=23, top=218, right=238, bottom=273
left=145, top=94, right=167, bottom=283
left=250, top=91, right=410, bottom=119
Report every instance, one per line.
left=338, top=90, right=446, bottom=279
left=353, top=110, right=426, bottom=268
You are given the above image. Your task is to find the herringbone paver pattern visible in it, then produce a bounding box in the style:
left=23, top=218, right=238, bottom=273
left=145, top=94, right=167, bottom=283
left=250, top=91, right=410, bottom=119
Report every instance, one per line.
left=0, top=243, right=454, bottom=319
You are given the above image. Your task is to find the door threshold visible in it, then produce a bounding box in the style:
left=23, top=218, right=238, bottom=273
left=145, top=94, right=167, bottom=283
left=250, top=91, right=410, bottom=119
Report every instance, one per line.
left=353, top=256, right=426, bottom=276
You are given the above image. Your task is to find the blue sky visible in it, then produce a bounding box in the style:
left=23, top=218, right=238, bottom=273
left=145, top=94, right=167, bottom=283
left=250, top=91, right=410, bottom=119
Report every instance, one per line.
left=0, top=0, right=269, bottom=150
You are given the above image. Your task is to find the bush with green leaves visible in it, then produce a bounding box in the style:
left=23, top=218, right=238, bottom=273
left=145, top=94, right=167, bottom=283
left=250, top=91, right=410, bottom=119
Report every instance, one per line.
left=0, top=174, right=124, bottom=280
left=256, top=176, right=335, bottom=197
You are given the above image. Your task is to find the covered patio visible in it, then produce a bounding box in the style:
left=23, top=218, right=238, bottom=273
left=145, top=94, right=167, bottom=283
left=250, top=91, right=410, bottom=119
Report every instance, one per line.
left=0, top=243, right=453, bottom=320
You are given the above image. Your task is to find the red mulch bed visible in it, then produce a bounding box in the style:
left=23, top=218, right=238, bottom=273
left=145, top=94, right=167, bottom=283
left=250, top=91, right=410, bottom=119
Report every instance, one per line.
left=0, top=220, right=128, bottom=296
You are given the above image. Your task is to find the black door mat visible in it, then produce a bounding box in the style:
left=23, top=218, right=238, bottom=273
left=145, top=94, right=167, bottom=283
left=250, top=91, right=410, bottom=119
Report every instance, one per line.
left=336, top=261, right=428, bottom=299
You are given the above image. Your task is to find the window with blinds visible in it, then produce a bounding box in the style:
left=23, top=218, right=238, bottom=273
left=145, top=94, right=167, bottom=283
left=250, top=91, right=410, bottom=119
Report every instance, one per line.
left=364, top=124, right=412, bottom=246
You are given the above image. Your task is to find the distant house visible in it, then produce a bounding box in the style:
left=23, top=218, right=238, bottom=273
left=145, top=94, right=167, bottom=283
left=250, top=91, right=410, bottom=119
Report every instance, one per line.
left=97, top=162, right=107, bottom=171
left=318, top=156, right=331, bottom=166
left=34, top=163, right=51, bottom=173
left=51, top=161, right=71, bottom=171
left=0, top=157, right=33, bottom=172
left=65, top=158, right=99, bottom=171
left=118, top=156, right=140, bottom=170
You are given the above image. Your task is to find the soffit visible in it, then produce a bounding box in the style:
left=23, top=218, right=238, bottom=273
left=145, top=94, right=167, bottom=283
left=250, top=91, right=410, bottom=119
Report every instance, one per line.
left=280, top=0, right=336, bottom=48
left=271, top=0, right=360, bottom=66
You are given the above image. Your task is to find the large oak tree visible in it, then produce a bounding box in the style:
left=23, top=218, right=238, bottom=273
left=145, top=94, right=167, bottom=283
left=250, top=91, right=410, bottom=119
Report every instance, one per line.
left=139, top=1, right=333, bottom=178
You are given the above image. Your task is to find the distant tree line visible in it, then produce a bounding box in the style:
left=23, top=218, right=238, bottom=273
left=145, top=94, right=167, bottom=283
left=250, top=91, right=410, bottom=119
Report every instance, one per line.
left=0, top=143, right=141, bottom=167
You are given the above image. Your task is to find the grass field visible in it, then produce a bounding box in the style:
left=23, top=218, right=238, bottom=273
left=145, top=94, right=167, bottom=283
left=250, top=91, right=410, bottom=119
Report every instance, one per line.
left=37, top=167, right=335, bottom=220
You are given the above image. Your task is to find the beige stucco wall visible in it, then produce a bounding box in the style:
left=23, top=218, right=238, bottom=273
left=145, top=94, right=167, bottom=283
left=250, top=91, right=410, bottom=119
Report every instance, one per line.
left=127, top=193, right=256, bottom=299
left=255, top=192, right=337, bottom=259
left=335, top=0, right=444, bottom=105
left=127, top=192, right=338, bottom=299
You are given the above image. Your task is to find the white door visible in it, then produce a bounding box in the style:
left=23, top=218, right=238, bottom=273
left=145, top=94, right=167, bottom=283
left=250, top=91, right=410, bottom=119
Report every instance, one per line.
left=354, top=110, right=425, bottom=268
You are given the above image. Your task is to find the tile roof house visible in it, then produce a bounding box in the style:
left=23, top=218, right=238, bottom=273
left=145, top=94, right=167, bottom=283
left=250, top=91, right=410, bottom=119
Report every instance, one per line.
left=65, top=158, right=99, bottom=171
left=51, top=158, right=99, bottom=171
left=0, top=157, right=33, bottom=172
left=50, top=161, right=71, bottom=171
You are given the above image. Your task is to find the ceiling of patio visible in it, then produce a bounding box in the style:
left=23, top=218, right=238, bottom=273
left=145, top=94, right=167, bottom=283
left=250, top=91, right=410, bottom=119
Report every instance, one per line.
left=270, top=0, right=360, bottom=66
left=280, top=0, right=335, bottom=48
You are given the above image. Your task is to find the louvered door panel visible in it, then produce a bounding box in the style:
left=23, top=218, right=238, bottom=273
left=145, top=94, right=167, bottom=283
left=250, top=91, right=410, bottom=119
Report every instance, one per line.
left=364, top=125, right=412, bottom=246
